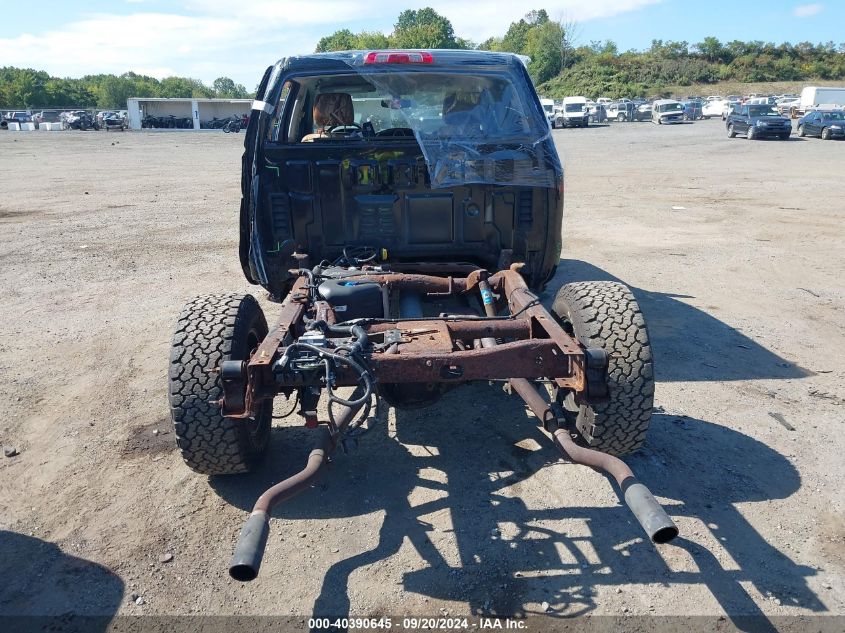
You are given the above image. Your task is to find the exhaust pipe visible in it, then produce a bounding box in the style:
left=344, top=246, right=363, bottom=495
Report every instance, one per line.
left=228, top=397, right=366, bottom=581
left=510, top=375, right=678, bottom=545
left=229, top=511, right=270, bottom=582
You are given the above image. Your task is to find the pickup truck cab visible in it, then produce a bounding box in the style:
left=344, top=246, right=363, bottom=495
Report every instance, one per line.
left=238, top=49, right=563, bottom=296
left=726, top=104, right=792, bottom=140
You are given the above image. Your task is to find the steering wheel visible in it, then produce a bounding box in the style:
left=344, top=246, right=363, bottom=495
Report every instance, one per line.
left=375, top=127, right=415, bottom=138
left=327, top=123, right=362, bottom=137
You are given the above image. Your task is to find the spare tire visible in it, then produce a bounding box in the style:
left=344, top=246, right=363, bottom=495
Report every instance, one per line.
left=552, top=281, right=654, bottom=455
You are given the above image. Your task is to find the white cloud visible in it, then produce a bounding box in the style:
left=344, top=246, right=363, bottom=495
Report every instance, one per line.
left=793, top=3, right=823, bottom=17
left=421, top=0, right=665, bottom=42
left=0, top=0, right=662, bottom=85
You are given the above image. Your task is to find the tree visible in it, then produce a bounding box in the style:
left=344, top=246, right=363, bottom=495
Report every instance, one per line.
left=213, top=77, right=249, bottom=98
left=391, top=7, right=463, bottom=49
left=315, top=29, right=356, bottom=52
left=525, top=20, right=564, bottom=84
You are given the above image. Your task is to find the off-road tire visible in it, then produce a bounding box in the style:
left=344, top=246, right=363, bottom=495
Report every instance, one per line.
left=169, top=293, right=271, bottom=475
left=552, top=281, right=654, bottom=455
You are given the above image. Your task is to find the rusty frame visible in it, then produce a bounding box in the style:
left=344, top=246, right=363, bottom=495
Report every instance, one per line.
left=222, top=267, right=592, bottom=418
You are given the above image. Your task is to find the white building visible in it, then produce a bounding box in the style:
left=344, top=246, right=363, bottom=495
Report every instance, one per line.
left=126, top=97, right=253, bottom=130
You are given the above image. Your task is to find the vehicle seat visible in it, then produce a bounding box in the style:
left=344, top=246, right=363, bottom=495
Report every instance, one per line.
left=302, top=92, right=355, bottom=142
left=441, top=92, right=483, bottom=135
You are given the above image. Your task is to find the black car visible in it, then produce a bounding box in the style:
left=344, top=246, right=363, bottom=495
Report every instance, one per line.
left=681, top=100, right=704, bottom=120
left=797, top=110, right=845, bottom=140
left=726, top=104, right=791, bottom=140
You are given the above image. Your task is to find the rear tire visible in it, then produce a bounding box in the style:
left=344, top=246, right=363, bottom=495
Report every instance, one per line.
left=169, top=293, right=271, bottom=475
left=821, top=127, right=831, bottom=140
left=552, top=281, right=654, bottom=455
left=747, top=126, right=755, bottom=140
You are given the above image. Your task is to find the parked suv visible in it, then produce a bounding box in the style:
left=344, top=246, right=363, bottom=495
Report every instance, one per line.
left=726, top=104, right=791, bottom=140
left=651, top=100, right=685, bottom=124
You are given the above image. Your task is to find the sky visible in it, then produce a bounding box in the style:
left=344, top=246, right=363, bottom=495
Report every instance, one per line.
left=0, top=1, right=842, bottom=87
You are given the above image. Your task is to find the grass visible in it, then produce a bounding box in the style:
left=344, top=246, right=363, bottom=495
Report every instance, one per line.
left=665, top=79, right=845, bottom=98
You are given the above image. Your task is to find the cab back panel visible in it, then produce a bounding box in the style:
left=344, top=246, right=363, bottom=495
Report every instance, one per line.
left=258, top=141, right=554, bottom=279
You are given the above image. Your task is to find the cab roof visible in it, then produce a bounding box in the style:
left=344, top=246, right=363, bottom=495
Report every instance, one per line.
left=279, top=49, right=530, bottom=71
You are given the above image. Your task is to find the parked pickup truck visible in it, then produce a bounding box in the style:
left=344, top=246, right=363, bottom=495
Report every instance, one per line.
left=726, top=104, right=791, bottom=140
left=166, top=48, right=679, bottom=582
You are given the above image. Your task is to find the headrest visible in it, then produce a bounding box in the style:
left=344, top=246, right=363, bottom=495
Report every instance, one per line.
left=313, top=93, right=354, bottom=128
left=442, top=92, right=483, bottom=124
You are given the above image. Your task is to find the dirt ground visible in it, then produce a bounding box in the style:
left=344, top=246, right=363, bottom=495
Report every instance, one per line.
left=0, top=120, right=843, bottom=628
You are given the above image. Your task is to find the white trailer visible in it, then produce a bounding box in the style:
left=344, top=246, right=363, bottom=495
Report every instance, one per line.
left=799, top=86, right=845, bottom=115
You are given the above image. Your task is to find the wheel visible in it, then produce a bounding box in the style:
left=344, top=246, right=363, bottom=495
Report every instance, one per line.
left=169, top=293, right=272, bottom=475
left=746, top=126, right=755, bottom=140
left=797, top=124, right=805, bottom=137
left=616, top=113, right=625, bottom=122
left=727, top=123, right=736, bottom=138
left=552, top=281, right=654, bottom=455
left=658, top=117, right=663, bottom=125
left=583, top=118, right=589, bottom=127
left=587, top=115, right=593, bottom=124
left=821, top=127, right=831, bottom=140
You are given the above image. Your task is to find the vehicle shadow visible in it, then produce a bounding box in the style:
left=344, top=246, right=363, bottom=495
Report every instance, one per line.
left=543, top=259, right=810, bottom=382
left=211, top=384, right=822, bottom=629
left=0, top=530, right=124, bottom=633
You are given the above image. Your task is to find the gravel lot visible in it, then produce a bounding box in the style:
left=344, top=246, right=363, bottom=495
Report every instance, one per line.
left=0, top=120, right=843, bottom=628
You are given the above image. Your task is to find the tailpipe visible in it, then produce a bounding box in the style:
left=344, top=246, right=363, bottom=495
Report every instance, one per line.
left=622, top=480, right=679, bottom=544
left=506, top=374, right=678, bottom=546
left=227, top=394, right=366, bottom=581
left=229, top=511, right=270, bottom=581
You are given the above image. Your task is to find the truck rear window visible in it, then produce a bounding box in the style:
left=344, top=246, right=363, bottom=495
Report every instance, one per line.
left=283, top=72, right=540, bottom=142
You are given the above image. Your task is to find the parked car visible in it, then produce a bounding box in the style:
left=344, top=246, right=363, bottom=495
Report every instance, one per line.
left=726, top=104, right=791, bottom=140
left=776, top=97, right=801, bottom=117
left=721, top=100, right=741, bottom=120
left=555, top=96, right=589, bottom=128
left=32, top=111, right=62, bottom=127
left=635, top=103, right=653, bottom=121
left=586, top=103, right=607, bottom=123
left=606, top=102, right=635, bottom=122
left=651, top=99, right=686, bottom=124
left=681, top=100, right=704, bottom=120
left=540, top=98, right=556, bottom=128
left=1, top=111, right=32, bottom=129
left=65, top=111, right=100, bottom=131
left=797, top=110, right=845, bottom=140
left=702, top=99, right=726, bottom=118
